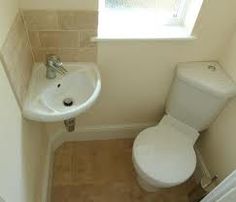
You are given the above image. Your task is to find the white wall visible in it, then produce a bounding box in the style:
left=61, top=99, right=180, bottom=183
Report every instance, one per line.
left=90, top=0, right=236, bottom=125
left=0, top=0, right=48, bottom=201
left=18, top=0, right=236, bottom=185
left=20, top=118, right=48, bottom=202
left=0, top=0, right=18, bottom=46
left=44, top=0, right=236, bottom=135
left=198, top=31, right=236, bottom=182
left=0, top=62, right=48, bottom=202
left=0, top=61, right=25, bottom=202
left=19, top=0, right=236, bottom=186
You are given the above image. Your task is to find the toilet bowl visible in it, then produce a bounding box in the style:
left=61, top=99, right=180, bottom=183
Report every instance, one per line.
left=133, top=115, right=199, bottom=191
left=132, top=61, right=236, bottom=192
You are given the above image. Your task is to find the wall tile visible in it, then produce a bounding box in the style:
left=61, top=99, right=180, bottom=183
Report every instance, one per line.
left=0, top=13, right=34, bottom=106
left=58, top=48, right=97, bottom=62
left=28, top=31, right=41, bottom=48
left=0, top=10, right=98, bottom=106
left=39, top=31, right=80, bottom=48
left=32, top=48, right=59, bottom=62
left=58, top=11, right=98, bottom=30
left=33, top=48, right=97, bottom=63
left=23, top=10, right=59, bottom=30
left=80, top=30, right=97, bottom=48
left=22, top=9, right=98, bottom=63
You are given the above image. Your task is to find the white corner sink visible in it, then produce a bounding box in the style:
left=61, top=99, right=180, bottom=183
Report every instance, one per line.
left=23, top=62, right=101, bottom=122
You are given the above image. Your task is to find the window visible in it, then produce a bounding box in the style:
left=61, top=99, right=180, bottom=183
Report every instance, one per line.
left=97, top=0, right=203, bottom=39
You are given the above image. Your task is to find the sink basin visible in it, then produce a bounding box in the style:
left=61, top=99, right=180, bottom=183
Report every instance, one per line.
left=23, top=62, right=101, bottom=122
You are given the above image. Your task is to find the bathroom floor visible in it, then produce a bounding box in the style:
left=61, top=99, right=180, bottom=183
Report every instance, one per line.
left=51, top=139, right=196, bottom=202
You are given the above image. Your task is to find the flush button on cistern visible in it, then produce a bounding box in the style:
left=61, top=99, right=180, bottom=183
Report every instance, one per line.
left=208, top=65, right=216, bottom=71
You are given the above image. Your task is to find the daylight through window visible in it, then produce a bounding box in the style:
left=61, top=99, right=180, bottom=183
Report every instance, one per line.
left=98, top=0, right=203, bottom=39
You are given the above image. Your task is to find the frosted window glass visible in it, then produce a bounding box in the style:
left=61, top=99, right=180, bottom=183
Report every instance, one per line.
left=98, top=0, right=203, bottom=38
left=0, top=196, right=4, bottom=202
left=105, top=0, right=178, bottom=10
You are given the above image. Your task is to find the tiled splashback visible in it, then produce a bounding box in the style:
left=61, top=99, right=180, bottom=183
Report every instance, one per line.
left=0, top=10, right=98, bottom=108
left=22, top=10, right=98, bottom=62
left=0, top=13, right=34, bottom=106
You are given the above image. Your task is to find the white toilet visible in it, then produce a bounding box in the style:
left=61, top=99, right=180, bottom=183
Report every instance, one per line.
left=132, top=61, right=236, bottom=192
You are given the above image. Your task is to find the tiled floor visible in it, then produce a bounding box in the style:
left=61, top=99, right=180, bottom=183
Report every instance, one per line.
left=51, top=139, right=197, bottom=202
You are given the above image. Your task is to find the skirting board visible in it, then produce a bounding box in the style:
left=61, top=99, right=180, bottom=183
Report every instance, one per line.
left=41, top=142, right=53, bottom=202
left=50, top=122, right=156, bottom=151
left=42, top=122, right=156, bottom=202
left=194, top=147, right=212, bottom=183
left=201, top=169, right=236, bottom=202
left=42, top=122, right=213, bottom=202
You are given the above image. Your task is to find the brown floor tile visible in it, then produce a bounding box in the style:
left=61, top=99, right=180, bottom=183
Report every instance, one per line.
left=51, top=139, right=196, bottom=202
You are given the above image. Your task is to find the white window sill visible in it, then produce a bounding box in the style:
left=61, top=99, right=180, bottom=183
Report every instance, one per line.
left=93, top=25, right=197, bottom=42
left=92, top=35, right=196, bottom=42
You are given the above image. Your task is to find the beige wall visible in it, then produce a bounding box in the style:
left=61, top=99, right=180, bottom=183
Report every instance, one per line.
left=0, top=0, right=48, bottom=202
left=19, top=0, right=98, bottom=10
left=198, top=31, right=236, bottom=182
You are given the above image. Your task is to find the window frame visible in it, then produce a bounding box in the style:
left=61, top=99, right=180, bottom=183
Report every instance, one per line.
left=100, top=0, right=191, bottom=25
left=96, top=0, right=204, bottom=40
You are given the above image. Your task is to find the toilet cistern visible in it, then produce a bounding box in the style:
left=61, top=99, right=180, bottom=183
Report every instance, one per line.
left=132, top=61, right=236, bottom=192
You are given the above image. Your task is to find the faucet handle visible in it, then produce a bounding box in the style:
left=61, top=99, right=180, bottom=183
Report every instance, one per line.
left=60, top=65, right=68, bottom=74
left=47, top=54, right=61, bottom=63
left=49, top=64, right=67, bottom=75
left=46, top=54, right=67, bottom=76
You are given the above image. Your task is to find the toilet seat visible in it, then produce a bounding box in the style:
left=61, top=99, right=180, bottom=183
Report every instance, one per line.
left=133, top=115, right=199, bottom=188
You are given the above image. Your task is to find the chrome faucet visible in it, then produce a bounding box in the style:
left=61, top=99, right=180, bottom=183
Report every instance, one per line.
left=46, top=55, right=67, bottom=79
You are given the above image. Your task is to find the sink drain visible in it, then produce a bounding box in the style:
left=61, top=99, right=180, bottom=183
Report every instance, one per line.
left=63, top=98, right=73, bottom=107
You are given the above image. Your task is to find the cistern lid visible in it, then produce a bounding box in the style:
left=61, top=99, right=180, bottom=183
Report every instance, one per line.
left=177, top=61, right=236, bottom=97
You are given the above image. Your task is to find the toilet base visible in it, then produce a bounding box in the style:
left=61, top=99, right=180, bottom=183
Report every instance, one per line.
left=137, top=176, right=159, bottom=192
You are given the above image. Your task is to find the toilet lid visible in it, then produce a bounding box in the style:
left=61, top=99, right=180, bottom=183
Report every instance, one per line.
left=133, top=116, right=197, bottom=187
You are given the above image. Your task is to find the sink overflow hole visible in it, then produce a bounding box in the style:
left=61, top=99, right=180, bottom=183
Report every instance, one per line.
left=57, top=84, right=61, bottom=88
left=63, top=98, right=73, bottom=107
